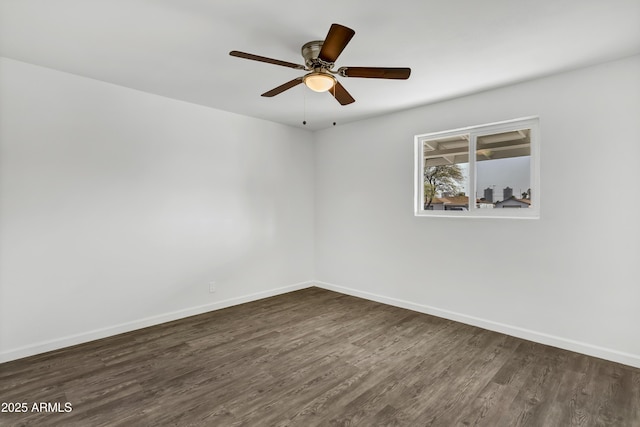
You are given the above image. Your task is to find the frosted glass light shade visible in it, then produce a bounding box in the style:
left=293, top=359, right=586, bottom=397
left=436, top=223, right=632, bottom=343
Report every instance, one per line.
left=304, top=73, right=335, bottom=92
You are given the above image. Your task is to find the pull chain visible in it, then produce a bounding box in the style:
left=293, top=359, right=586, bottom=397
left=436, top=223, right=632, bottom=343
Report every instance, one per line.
left=303, top=90, right=307, bottom=125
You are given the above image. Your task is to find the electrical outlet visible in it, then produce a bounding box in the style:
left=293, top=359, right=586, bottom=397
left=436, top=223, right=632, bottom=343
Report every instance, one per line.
left=209, top=282, right=216, bottom=293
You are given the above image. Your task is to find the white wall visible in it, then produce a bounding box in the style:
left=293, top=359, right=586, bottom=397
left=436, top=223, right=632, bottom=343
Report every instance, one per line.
left=0, top=58, right=315, bottom=361
left=314, top=55, right=640, bottom=367
left=2, top=55, right=639, bottom=368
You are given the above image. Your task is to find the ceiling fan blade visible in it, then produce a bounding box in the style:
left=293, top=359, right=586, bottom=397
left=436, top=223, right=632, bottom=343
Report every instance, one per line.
left=340, top=67, right=411, bottom=79
left=318, top=24, right=355, bottom=63
left=330, top=81, right=355, bottom=105
left=261, top=78, right=304, bottom=97
left=229, top=51, right=306, bottom=70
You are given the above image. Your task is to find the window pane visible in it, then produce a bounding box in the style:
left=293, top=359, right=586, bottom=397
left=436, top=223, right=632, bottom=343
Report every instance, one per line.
left=475, top=129, right=531, bottom=209
left=423, top=134, right=469, bottom=211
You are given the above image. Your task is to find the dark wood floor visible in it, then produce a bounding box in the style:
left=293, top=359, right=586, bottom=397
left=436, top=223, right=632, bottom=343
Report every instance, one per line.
left=1, top=287, right=638, bottom=426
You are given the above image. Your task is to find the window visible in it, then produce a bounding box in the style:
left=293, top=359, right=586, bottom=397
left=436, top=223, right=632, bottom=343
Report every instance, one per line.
left=414, top=117, right=540, bottom=218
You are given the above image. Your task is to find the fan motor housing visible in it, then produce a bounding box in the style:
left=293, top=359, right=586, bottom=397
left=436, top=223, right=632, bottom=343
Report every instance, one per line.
left=302, top=40, right=333, bottom=69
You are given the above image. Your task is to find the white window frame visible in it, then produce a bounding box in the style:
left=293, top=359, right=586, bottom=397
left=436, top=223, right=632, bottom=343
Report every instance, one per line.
left=414, top=116, right=540, bottom=219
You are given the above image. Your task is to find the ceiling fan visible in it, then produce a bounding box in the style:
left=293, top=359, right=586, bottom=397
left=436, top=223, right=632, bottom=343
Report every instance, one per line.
left=229, top=23, right=411, bottom=105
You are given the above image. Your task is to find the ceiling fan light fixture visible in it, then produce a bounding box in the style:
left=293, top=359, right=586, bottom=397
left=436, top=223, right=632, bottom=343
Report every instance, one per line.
left=230, top=23, right=411, bottom=105
left=303, top=72, right=335, bottom=92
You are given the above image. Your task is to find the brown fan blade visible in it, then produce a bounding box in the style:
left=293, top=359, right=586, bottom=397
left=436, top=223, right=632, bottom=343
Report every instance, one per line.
left=230, top=51, right=306, bottom=70
left=340, top=67, right=411, bottom=79
left=261, top=78, right=304, bottom=97
left=330, top=81, right=355, bottom=105
left=318, top=24, right=355, bottom=63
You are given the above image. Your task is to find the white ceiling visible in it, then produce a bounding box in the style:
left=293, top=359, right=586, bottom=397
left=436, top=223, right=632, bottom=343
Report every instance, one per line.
left=2, top=0, right=639, bottom=130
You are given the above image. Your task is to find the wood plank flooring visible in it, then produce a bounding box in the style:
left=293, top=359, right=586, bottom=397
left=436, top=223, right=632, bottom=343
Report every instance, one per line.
left=1, top=287, right=639, bottom=426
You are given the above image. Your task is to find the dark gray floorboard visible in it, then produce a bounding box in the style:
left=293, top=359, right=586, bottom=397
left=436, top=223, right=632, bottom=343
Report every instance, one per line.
left=1, top=287, right=638, bottom=426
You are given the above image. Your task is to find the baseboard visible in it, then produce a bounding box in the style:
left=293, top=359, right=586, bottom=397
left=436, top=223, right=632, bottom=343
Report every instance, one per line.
left=314, top=281, right=640, bottom=369
left=5, top=280, right=639, bottom=369
left=0, top=281, right=314, bottom=364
